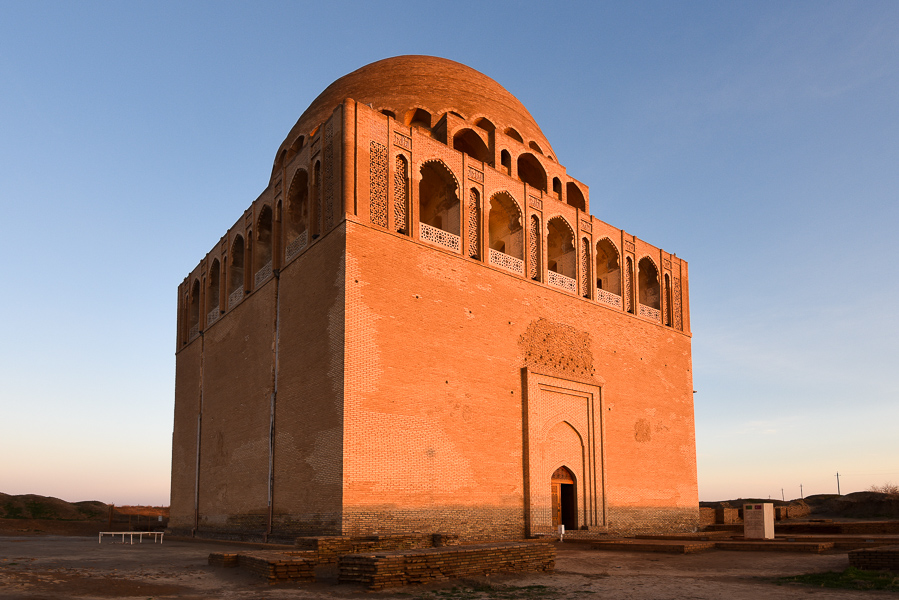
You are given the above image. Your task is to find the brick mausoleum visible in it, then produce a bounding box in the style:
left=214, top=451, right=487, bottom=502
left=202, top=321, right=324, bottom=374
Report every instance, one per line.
left=170, top=55, right=698, bottom=542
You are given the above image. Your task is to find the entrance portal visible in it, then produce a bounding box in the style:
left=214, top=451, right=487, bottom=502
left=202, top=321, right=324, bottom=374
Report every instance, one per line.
left=551, top=466, right=577, bottom=531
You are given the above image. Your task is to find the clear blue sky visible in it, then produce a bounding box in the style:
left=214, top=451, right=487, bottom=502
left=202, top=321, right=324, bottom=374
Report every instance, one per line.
left=1, top=1, right=896, bottom=505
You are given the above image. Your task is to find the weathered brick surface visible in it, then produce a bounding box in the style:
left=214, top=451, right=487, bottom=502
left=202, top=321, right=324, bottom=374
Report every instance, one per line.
left=338, top=541, right=555, bottom=590
left=849, top=545, right=899, bottom=571
left=294, top=533, right=457, bottom=563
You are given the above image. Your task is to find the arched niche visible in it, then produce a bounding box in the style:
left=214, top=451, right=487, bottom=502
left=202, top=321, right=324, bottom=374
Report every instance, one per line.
left=517, top=153, right=547, bottom=191
left=566, top=182, right=586, bottom=211
left=638, top=257, right=660, bottom=310
left=452, top=128, right=492, bottom=166
left=418, top=161, right=460, bottom=235
left=228, top=235, right=245, bottom=297
left=547, top=217, right=576, bottom=279
left=206, top=259, right=221, bottom=316
left=595, top=238, right=621, bottom=295
left=286, top=169, right=308, bottom=242
left=488, top=192, right=524, bottom=260
left=255, top=205, right=273, bottom=275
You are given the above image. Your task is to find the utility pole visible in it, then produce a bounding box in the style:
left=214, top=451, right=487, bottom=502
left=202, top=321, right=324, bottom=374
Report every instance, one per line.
left=800, top=484, right=803, bottom=499
left=781, top=488, right=785, bottom=501
left=836, top=472, right=841, bottom=495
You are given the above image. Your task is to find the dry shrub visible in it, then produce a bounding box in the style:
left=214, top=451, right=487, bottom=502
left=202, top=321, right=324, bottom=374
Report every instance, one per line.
left=868, top=482, right=899, bottom=497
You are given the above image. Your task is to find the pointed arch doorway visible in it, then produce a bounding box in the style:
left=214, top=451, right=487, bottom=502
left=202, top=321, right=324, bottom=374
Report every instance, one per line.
left=551, top=466, right=577, bottom=531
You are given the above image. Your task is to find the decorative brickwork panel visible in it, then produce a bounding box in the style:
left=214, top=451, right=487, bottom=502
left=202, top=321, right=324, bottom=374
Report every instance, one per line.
left=254, top=261, right=272, bottom=288
left=663, top=258, right=671, bottom=270
left=393, top=132, right=411, bottom=150
left=625, top=257, right=634, bottom=313
left=285, top=231, right=308, bottom=262
left=579, top=238, right=590, bottom=297
left=188, top=324, right=199, bottom=341
left=639, top=304, right=660, bottom=321
left=580, top=220, right=591, bottom=233
left=519, top=318, right=594, bottom=379
left=228, top=287, right=244, bottom=309
left=548, top=270, right=577, bottom=293
left=207, top=308, right=220, bottom=327
left=663, top=276, right=671, bottom=326
left=393, top=155, right=408, bottom=233
left=674, top=276, right=683, bottom=330
left=489, top=248, right=523, bottom=274
left=369, top=142, right=388, bottom=228
left=324, top=123, right=335, bottom=229
left=419, top=222, right=460, bottom=252
left=596, top=288, right=622, bottom=308
left=528, top=215, right=540, bottom=280
left=467, top=188, right=480, bottom=259
left=468, top=167, right=484, bottom=182
left=529, top=196, right=542, bottom=210
left=625, top=239, right=635, bottom=253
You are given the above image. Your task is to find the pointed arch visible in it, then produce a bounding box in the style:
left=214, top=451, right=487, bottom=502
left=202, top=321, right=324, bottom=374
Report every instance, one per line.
left=418, top=159, right=461, bottom=251
left=285, top=169, right=309, bottom=260
left=638, top=257, right=660, bottom=309
left=595, top=237, right=622, bottom=308
left=487, top=192, right=524, bottom=273
left=546, top=216, right=576, bottom=287
left=228, top=235, right=245, bottom=308
left=206, top=259, right=221, bottom=325
left=188, top=279, right=201, bottom=340
left=255, top=205, right=273, bottom=284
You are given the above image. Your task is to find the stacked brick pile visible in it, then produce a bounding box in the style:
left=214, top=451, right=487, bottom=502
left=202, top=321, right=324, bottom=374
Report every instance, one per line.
left=338, top=541, right=554, bottom=590
left=295, top=533, right=458, bottom=563
left=208, top=551, right=316, bottom=583
left=849, top=545, right=899, bottom=571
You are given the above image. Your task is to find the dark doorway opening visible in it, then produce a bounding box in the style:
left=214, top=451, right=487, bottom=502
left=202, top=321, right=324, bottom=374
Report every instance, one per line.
left=551, top=466, right=577, bottom=531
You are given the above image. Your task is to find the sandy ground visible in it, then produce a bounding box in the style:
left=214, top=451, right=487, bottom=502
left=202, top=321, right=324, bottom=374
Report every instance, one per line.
left=0, top=534, right=883, bottom=599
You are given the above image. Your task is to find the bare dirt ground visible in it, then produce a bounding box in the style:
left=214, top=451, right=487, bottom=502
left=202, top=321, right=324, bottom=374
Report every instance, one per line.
left=0, top=534, right=884, bottom=600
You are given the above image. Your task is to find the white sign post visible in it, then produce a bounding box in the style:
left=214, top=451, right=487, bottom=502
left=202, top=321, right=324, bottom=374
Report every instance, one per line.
left=743, top=503, right=774, bottom=539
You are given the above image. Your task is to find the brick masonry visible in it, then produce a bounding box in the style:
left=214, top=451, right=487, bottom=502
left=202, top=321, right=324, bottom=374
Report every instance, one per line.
left=849, top=545, right=899, bottom=571
left=171, top=56, right=698, bottom=542
left=338, top=541, right=555, bottom=590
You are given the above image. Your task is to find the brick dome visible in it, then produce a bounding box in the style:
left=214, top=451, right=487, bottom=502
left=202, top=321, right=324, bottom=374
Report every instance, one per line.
left=276, top=55, right=554, bottom=166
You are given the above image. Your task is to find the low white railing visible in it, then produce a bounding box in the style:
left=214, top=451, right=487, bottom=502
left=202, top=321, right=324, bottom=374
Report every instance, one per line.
left=547, top=270, right=576, bottom=293
left=228, top=287, right=244, bottom=309
left=188, top=324, right=199, bottom=341
left=596, top=288, right=622, bottom=308
left=639, top=304, right=661, bottom=320
left=206, top=308, right=220, bottom=326
left=419, top=222, right=460, bottom=253
left=285, top=231, right=308, bottom=261
left=254, top=261, right=273, bottom=288
left=489, top=248, right=524, bottom=275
